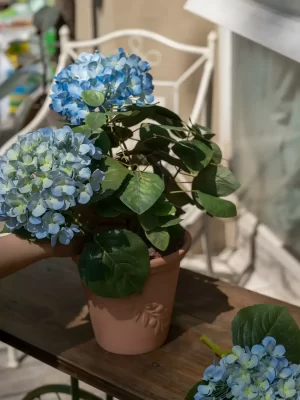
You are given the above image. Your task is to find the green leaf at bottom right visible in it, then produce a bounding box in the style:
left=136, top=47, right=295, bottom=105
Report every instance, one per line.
left=193, top=191, right=237, bottom=218
left=232, top=304, right=300, bottom=363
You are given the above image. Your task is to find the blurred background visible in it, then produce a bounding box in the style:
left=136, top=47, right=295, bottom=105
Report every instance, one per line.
left=1, top=0, right=300, bottom=396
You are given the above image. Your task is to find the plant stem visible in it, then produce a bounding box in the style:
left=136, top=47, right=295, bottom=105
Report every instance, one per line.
left=170, top=190, right=197, bottom=194
left=63, top=210, right=92, bottom=235
left=200, top=336, right=231, bottom=357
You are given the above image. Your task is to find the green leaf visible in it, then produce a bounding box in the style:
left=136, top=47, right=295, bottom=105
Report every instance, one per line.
left=122, top=106, right=156, bottom=127
left=139, top=211, right=159, bottom=231
left=140, top=123, right=171, bottom=149
left=194, top=191, right=237, bottom=218
left=151, top=196, right=176, bottom=216
left=168, top=224, right=185, bottom=243
left=158, top=165, right=193, bottom=207
left=108, top=110, right=140, bottom=123
left=191, top=139, right=213, bottom=169
left=194, top=123, right=211, bottom=132
left=94, top=132, right=110, bottom=155
left=172, top=139, right=213, bottom=173
left=105, top=110, right=134, bottom=117
left=0, top=224, right=11, bottom=235
left=158, top=216, right=181, bottom=228
left=82, top=90, right=105, bottom=107
left=232, top=304, right=300, bottom=363
left=150, top=105, right=186, bottom=138
left=155, top=151, right=189, bottom=173
left=146, top=228, right=170, bottom=251
left=72, top=124, right=93, bottom=138
left=211, top=142, right=222, bottom=164
left=193, top=165, right=240, bottom=197
left=96, top=197, right=133, bottom=217
left=120, top=172, right=164, bottom=215
left=86, top=112, right=106, bottom=130
left=203, top=133, right=215, bottom=140
left=91, top=157, right=128, bottom=201
left=114, top=126, right=133, bottom=141
left=156, top=124, right=188, bottom=132
left=79, top=229, right=150, bottom=298
left=185, top=381, right=205, bottom=400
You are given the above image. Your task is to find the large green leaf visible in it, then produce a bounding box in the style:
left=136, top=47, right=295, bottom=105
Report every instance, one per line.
left=140, top=123, right=170, bottom=149
left=172, top=139, right=213, bottom=173
left=79, top=229, right=150, bottom=298
left=151, top=196, right=176, bottom=216
left=194, top=191, right=237, bottom=218
left=91, top=157, right=128, bottom=201
left=82, top=90, right=105, bottom=107
left=150, top=105, right=186, bottom=138
left=158, top=165, right=193, bottom=207
left=158, top=216, right=181, bottom=228
left=96, top=197, right=133, bottom=217
left=94, top=132, right=110, bottom=155
left=203, top=133, right=215, bottom=140
left=211, top=142, right=222, bottom=164
left=72, top=124, right=93, bottom=138
left=193, top=165, right=240, bottom=197
left=146, top=228, right=170, bottom=251
left=86, top=112, right=106, bottom=130
left=122, top=106, right=156, bottom=127
left=232, top=305, right=300, bottom=363
left=120, top=172, right=164, bottom=215
left=185, top=382, right=206, bottom=400
left=154, top=151, right=189, bottom=173
left=139, top=211, right=159, bottom=231
left=190, top=139, right=213, bottom=169
left=110, top=126, right=133, bottom=145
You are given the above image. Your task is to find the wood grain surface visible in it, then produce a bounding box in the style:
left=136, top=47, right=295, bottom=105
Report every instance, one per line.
left=1, top=258, right=300, bottom=400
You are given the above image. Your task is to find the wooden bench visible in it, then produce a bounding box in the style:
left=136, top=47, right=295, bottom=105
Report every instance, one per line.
left=1, top=258, right=300, bottom=400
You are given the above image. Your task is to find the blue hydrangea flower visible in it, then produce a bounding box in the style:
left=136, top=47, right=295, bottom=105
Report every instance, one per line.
left=50, top=48, right=154, bottom=125
left=194, top=337, right=300, bottom=400
left=203, top=365, right=225, bottom=383
left=0, top=126, right=105, bottom=245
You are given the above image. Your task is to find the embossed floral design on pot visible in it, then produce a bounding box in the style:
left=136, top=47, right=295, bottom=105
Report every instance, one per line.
left=135, top=302, right=171, bottom=335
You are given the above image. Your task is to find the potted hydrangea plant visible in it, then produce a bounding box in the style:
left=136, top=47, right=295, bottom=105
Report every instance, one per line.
left=187, top=304, right=300, bottom=400
left=0, top=49, right=240, bottom=354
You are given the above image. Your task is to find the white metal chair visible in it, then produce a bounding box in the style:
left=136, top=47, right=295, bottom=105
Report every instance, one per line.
left=0, top=26, right=217, bottom=368
left=0, top=26, right=217, bottom=150
left=0, top=24, right=217, bottom=269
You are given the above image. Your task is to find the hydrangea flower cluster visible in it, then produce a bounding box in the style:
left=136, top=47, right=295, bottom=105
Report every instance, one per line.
left=0, top=126, right=105, bottom=245
left=195, top=337, right=300, bottom=400
left=50, top=48, right=154, bottom=125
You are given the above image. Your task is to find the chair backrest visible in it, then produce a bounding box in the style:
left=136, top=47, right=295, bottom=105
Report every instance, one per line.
left=0, top=26, right=217, bottom=155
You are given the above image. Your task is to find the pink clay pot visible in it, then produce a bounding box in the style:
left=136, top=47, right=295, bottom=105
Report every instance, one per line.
left=80, top=232, right=191, bottom=355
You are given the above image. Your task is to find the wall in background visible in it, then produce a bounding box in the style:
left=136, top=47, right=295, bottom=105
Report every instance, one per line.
left=75, top=0, right=216, bottom=126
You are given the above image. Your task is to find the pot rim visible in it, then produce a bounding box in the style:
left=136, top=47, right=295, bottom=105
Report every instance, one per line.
left=73, top=230, right=192, bottom=270
left=149, top=230, right=192, bottom=272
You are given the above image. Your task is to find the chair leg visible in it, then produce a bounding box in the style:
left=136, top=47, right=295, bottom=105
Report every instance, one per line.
left=201, top=214, right=214, bottom=277
left=7, top=345, right=19, bottom=368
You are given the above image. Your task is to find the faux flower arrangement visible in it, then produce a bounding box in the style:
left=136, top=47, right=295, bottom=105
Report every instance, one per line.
left=0, top=48, right=240, bottom=300
left=187, top=304, right=300, bottom=400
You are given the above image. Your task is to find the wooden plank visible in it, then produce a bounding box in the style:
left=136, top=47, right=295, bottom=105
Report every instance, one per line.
left=1, top=258, right=300, bottom=400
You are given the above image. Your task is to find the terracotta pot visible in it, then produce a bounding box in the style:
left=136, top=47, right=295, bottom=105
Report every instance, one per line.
left=82, top=232, right=191, bottom=355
